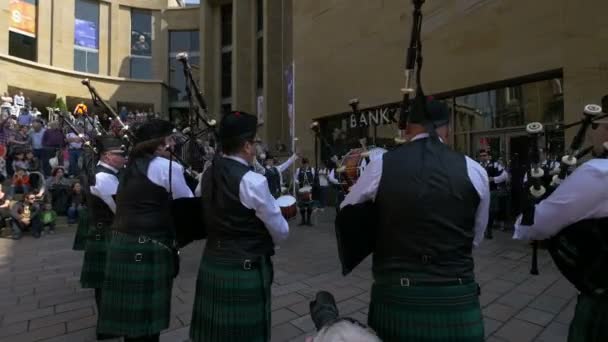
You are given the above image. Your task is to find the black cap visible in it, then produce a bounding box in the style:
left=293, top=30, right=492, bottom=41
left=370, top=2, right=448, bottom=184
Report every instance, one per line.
left=133, top=119, right=174, bottom=144
left=409, top=96, right=450, bottom=126
left=219, top=111, right=258, bottom=141
left=96, top=136, right=124, bottom=154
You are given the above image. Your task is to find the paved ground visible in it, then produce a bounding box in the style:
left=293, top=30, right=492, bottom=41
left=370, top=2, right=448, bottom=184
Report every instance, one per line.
left=0, top=211, right=576, bottom=342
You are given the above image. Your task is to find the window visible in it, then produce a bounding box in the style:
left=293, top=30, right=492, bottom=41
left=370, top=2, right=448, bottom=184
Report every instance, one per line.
left=220, top=4, right=232, bottom=47
left=168, top=31, right=200, bottom=102
left=184, top=0, right=200, bottom=6
left=8, top=0, right=37, bottom=61
left=220, top=4, right=233, bottom=102
left=130, top=9, right=153, bottom=79
left=74, top=0, right=99, bottom=73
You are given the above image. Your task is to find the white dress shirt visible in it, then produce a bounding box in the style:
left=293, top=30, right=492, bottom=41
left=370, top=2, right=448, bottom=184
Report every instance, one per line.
left=481, top=161, right=508, bottom=184
left=148, top=157, right=194, bottom=199
left=272, top=154, right=297, bottom=187
left=13, top=95, right=24, bottom=107
left=90, top=162, right=120, bottom=213
left=200, top=155, right=289, bottom=244
left=513, top=159, right=608, bottom=241
left=341, top=133, right=490, bottom=247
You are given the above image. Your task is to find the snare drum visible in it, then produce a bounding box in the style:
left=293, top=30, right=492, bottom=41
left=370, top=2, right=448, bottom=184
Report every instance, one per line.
left=276, top=195, right=297, bottom=220
left=298, top=185, right=313, bottom=202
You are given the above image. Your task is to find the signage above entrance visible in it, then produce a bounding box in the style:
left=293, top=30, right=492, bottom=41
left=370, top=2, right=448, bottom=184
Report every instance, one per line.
left=346, top=102, right=400, bottom=129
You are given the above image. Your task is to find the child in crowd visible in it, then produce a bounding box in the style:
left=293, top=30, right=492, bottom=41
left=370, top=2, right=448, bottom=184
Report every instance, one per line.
left=12, top=151, right=29, bottom=173
left=40, top=202, right=57, bottom=234
left=67, top=182, right=85, bottom=225
left=10, top=167, right=30, bottom=197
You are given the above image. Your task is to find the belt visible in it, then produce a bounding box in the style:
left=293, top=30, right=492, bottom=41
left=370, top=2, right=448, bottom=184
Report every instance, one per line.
left=205, top=252, right=268, bottom=271
left=375, top=275, right=475, bottom=287
left=111, top=231, right=175, bottom=254
left=88, top=222, right=111, bottom=241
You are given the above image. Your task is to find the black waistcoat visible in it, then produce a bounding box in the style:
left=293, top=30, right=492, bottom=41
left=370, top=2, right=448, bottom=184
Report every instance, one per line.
left=483, top=161, right=503, bottom=191
left=202, top=157, right=274, bottom=257
left=297, top=167, right=313, bottom=187
left=113, top=156, right=172, bottom=235
left=265, top=167, right=281, bottom=198
left=374, top=138, right=480, bottom=279
left=87, top=164, right=118, bottom=226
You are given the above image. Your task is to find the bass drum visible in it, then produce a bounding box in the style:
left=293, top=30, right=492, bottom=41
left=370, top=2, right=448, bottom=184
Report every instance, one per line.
left=547, top=218, right=608, bottom=295
left=337, top=147, right=387, bottom=192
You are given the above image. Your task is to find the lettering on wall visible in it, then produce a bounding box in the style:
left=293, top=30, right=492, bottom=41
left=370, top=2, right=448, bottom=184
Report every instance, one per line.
left=348, top=104, right=399, bottom=129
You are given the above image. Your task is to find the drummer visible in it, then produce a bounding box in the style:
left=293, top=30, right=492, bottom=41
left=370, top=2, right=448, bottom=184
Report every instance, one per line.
left=294, top=157, right=315, bottom=226
left=263, top=152, right=297, bottom=198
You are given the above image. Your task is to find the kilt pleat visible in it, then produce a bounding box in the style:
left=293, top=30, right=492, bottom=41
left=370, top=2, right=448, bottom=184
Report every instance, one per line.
left=189, top=254, right=273, bottom=342
left=80, top=231, right=109, bottom=289
left=72, top=207, right=89, bottom=251
left=568, top=293, right=608, bottom=342
left=368, top=279, right=484, bottom=342
left=97, top=233, right=175, bottom=337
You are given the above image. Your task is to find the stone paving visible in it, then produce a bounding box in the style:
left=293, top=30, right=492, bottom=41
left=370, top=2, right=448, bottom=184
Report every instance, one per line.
left=0, top=212, right=576, bottom=341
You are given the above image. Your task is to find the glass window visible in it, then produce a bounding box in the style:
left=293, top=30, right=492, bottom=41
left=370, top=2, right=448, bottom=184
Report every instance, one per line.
left=257, top=0, right=263, bottom=32
left=221, top=51, right=232, bottom=98
left=8, top=0, right=37, bottom=61
left=168, top=30, right=200, bottom=102
left=74, top=0, right=99, bottom=73
left=221, top=4, right=232, bottom=47
left=257, top=37, right=263, bottom=89
left=130, top=9, right=152, bottom=79
left=184, top=0, right=200, bottom=6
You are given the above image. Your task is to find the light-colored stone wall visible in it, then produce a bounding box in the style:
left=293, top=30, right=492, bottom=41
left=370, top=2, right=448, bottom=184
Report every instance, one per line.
left=0, top=54, right=166, bottom=113
left=293, top=0, right=608, bottom=157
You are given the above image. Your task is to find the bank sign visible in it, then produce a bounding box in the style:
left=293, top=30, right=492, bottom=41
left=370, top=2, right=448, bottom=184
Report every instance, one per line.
left=347, top=103, right=399, bottom=128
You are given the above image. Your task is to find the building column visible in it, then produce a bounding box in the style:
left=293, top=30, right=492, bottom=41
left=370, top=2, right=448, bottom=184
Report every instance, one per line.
left=200, top=1, right=220, bottom=119
left=152, top=10, right=166, bottom=81
left=51, top=0, right=75, bottom=69
left=37, top=0, right=52, bottom=65
left=262, top=0, right=285, bottom=144
left=98, top=1, right=110, bottom=75
left=232, top=0, right=255, bottom=113
left=0, top=0, right=9, bottom=55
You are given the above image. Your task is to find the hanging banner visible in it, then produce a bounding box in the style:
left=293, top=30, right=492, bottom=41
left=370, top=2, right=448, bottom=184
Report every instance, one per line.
left=9, top=0, right=37, bottom=38
left=257, top=95, right=264, bottom=124
left=285, top=62, right=295, bottom=145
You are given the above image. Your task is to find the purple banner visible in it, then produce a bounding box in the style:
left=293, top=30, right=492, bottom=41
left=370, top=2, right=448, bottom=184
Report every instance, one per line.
left=74, top=18, right=98, bottom=49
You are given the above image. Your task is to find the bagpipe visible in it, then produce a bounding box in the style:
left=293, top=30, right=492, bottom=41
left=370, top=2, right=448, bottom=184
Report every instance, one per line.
left=522, top=103, right=608, bottom=294
left=81, top=77, right=213, bottom=250
left=334, top=0, right=426, bottom=276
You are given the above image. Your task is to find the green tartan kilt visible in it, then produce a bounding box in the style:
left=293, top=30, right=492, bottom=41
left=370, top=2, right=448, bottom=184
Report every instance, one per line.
left=97, top=232, right=176, bottom=338
left=79, top=226, right=110, bottom=289
left=189, top=254, right=273, bottom=342
left=568, top=293, right=608, bottom=342
left=369, top=277, right=484, bottom=342
left=72, top=207, right=89, bottom=251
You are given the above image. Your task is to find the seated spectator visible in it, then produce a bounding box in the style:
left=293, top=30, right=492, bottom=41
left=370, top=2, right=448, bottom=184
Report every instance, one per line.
left=25, top=150, right=40, bottom=172
left=67, top=182, right=85, bottom=224
left=10, top=192, right=41, bottom=239
left=46, top=167, right=71, bottom=215
left=0, top=184, right=11, bottom=230
left=12, top=151, right=29, bottom=172
left=10, top=167, right=30, bottom=197
left=17, top=108, right=33, bottom=127
left=40, top=202, right=57, bottom=234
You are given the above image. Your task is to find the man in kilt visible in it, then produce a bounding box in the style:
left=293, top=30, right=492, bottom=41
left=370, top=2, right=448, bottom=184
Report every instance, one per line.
left=295, top=158, right=315, bottom=226
left=513, top=116, right=608, bottom=342
left=340, top=98, right=490, bottom=341
left=190, top=111, right=289, bottom=342
left=97, top=119, right=193, bottom=341
left=79, top=136, right=126, bottom=340
left=263, top=152, right=297, bottom=198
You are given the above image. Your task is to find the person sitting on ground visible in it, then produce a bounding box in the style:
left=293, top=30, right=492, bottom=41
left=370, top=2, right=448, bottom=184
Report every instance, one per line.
left=10, top=192, right=41, bottom=239
left=46, top=166, right=71, bottom=215
left=0, top=184, right=11, bottom=231
left=10, top=167, right=30, bottom=197
left=40, top=202, right=57, bottom=234
left=67, top=182, right=85, bottom=225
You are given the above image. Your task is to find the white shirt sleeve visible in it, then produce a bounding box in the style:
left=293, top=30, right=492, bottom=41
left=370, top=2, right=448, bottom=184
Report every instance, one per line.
left=465, top=157, right=491, bottom=248
left=239, top=171, right=289, bottom=244
left=294, top=168, right=300, bottom=184
left=513, top=160, right=608, bottom=241
left=90, top=172, right=119, bottom=213
left=492, top=163, right=508, bottom=184
left=328, top=169, right=340, bottom=185
left=147, top=157, right=194, bottom=199
left=276, top=154, right=297, bottom=173
left=340, top=157, right=383, bottom=209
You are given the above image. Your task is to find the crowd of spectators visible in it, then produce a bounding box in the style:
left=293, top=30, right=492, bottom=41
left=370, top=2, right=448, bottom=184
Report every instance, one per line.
left=0, top=92, right=158, bottom=239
